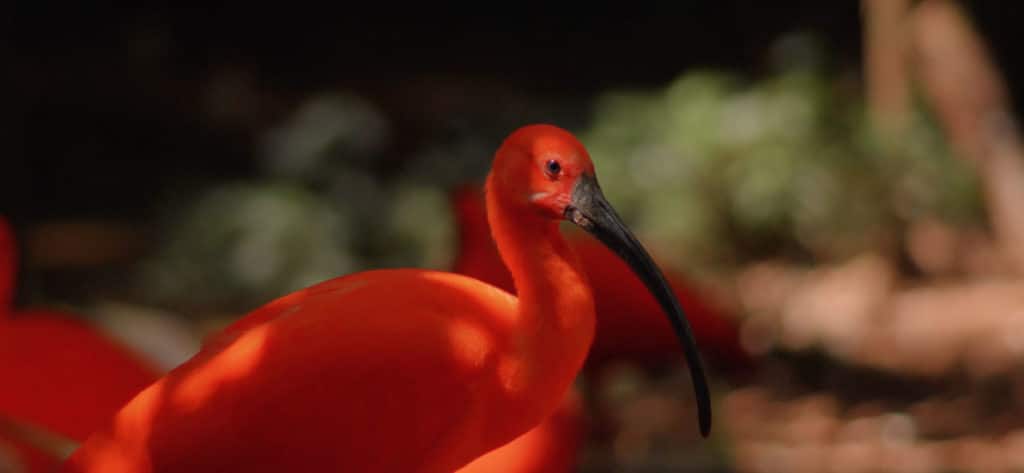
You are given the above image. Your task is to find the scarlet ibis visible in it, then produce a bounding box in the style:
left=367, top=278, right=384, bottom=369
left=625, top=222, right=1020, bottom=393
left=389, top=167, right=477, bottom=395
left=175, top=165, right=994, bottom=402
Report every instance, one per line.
left=0, top=216, right=161, bottom=473
left=60, top=124, right=711, bottom=473
left=450, top=184, right=750, bottom=370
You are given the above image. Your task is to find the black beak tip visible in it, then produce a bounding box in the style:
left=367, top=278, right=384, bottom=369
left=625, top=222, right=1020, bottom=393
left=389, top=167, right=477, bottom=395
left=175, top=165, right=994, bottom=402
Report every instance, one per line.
left=700, top=409, right=711, bottom=437
left=691, top=363, right=712, bottom=437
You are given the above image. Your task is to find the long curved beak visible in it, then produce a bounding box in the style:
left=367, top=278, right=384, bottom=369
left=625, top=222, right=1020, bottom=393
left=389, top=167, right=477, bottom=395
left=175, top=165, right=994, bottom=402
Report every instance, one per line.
left=565, top=173, right=712, bottom=437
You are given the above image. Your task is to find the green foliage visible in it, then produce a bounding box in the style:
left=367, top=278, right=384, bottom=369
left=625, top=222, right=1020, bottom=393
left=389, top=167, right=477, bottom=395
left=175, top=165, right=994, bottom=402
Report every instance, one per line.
left=579, top=57, right=984, bottom=273
left=139, top=181, right=357, bottom=311
left=137, top=93, right=455, bottom=313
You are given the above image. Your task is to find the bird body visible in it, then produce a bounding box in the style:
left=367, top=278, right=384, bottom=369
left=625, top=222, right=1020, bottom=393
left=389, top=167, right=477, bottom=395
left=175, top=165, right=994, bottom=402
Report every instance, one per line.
left=64, top=266, right=590, bottom=473
left=60, top=124, right=710, bottom=472
left=0, top=312, right=159, bottom=472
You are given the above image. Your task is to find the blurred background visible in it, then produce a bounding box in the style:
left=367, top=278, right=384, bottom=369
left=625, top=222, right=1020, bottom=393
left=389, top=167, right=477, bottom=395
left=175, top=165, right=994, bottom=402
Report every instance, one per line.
left=5, top=1, right=1024, bottom=472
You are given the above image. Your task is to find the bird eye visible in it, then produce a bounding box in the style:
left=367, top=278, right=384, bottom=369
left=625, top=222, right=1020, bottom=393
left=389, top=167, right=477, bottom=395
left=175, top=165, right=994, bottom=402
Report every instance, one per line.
left=545, top=160, right=561, bottom=178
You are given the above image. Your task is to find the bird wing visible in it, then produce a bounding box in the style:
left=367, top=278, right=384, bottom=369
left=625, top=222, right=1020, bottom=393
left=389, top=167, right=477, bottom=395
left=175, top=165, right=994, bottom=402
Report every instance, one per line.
left=63, top=268, right=521, bottom=473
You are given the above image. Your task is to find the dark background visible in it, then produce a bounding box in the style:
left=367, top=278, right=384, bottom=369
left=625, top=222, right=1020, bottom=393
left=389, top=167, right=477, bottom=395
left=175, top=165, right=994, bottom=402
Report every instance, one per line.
left=5, top=3, right=873, bottom=223
left=7, top=2, right=1021, bottom=222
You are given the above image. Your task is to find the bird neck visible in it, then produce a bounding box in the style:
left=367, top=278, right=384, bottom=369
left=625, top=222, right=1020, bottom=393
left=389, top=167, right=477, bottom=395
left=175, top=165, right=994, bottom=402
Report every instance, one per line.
left=483, top=178, right=595, bottom=411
